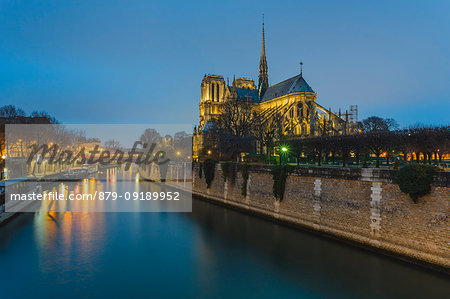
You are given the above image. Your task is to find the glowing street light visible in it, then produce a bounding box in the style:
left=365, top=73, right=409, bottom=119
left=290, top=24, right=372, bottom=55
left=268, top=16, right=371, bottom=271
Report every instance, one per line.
left=279, top=144, right=290, bottom=165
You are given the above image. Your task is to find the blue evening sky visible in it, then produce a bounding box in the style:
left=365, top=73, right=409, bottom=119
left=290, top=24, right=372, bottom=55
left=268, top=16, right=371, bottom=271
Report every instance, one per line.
left=1, top=0, right=449, bottom=127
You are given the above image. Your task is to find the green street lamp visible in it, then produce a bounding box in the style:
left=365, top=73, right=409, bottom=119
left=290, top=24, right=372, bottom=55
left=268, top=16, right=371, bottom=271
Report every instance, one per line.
left=279, top=144, right=290, bottom=165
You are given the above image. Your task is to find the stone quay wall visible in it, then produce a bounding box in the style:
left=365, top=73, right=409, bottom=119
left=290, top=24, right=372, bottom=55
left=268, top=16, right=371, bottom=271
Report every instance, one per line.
left=192, top=163, right=450, bottom=269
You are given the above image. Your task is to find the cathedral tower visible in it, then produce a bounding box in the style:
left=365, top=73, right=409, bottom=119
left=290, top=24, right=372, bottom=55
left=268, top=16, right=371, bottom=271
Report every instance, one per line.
left=258, top=17, right=268, bottom=100
left=199, top=75, right=225, bottom=129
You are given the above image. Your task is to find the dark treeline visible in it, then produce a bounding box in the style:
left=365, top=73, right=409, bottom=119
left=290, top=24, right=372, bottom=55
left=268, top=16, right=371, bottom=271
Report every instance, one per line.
left=0, top=104, right=58, bottom=124
left=1, top=105, right=58, bottom=174
left=210, top=103, right=449, bottom=167
left=288, top=126, right=449, bottom=167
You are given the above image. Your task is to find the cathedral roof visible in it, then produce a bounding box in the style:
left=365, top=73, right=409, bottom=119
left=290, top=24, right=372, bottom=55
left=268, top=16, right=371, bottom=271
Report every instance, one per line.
left=202, top=120, right=217, bottom=132
left=261, top=74, right=314, bottom=102
left=236, top=88, right=259, bottom=102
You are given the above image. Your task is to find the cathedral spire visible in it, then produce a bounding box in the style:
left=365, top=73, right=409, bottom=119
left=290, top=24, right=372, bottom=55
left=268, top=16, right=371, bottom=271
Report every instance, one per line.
left=261, top=14, right=266, bottom=57
left=258, top=15, right=268, bottom=100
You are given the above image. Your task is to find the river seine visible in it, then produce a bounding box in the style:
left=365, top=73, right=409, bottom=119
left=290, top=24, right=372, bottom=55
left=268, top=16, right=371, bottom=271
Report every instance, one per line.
left=0, top=168, right=448, bottom=298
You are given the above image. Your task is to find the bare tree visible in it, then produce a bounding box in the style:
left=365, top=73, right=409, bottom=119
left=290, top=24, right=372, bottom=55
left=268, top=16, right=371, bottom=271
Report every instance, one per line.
left=362, top=116, right=398, bottom=132
left=217, top=99, right=255, bottom=137
left=0, top=105, right=25, bottom=118
left=140, top=128, right=162, bottom=146
left=30, top=110, right=59, bottom=124
left=212, top=99, right=257, bottom=160
left=254, top=111, right=284, bottom=156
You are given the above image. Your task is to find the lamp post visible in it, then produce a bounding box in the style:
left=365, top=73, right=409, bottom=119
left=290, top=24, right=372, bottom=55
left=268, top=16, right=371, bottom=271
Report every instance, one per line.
left=279, top=146, right=289, bottom=165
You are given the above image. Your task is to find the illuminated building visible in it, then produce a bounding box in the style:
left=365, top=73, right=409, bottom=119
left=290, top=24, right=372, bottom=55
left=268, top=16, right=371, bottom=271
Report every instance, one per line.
left=193, top=21, right=360, bottom=160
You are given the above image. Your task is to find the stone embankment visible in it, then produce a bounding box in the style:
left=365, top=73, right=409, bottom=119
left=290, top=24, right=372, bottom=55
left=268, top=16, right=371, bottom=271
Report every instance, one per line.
left=192, top=163, right=449, bottom=270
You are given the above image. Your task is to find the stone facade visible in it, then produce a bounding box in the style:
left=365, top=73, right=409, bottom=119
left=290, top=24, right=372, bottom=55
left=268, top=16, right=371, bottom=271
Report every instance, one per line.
left=192, top=163, right=450, bottom=269
left=192, top=22, right=360, bottom=161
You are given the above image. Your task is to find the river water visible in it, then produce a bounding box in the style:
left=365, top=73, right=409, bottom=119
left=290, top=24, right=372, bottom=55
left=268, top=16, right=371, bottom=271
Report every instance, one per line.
left=0, top=168, right=448, bottom=298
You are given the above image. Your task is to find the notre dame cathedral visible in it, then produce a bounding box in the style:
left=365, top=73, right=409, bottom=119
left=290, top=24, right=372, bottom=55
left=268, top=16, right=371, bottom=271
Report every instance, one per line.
left=193, top=21, right=359, bottom=160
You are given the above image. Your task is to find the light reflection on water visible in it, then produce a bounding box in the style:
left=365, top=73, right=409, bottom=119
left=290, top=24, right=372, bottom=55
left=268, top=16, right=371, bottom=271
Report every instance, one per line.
left=29, top=166, right=188, bottom=213
left=0, top=168, right=448, bottom=298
